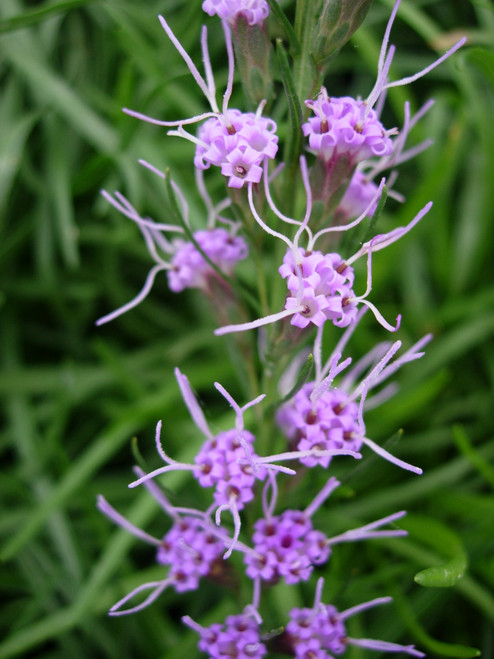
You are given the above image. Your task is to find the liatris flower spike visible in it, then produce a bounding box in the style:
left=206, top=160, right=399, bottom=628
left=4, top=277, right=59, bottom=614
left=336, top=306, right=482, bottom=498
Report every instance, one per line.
left=95, top=1, right=467, bottom=655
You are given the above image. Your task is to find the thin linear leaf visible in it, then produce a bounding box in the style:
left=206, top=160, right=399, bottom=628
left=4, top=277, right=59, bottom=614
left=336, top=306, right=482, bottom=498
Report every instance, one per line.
left=0, top=0, right=95, bottom=34
left=401, top=515, right=467, bottom=587
left=0, top=31, right=118, bottom=153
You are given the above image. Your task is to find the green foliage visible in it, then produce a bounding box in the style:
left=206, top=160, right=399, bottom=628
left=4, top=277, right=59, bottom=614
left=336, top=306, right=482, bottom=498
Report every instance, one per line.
left=1, top=0, right=493, bottom=657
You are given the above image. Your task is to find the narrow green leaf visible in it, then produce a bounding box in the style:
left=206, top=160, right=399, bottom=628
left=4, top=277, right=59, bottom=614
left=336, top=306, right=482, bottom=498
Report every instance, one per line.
left=0, top=0, right=95, bottom=34
left=0, top=110, right=38, bottom=215
left=46, top=118, right=80, bottom=268
left=266, top=0, right=300, bottom=54
left=0, top=31, right=118, bottom=153
left=401, top=515, right=467, bottom=587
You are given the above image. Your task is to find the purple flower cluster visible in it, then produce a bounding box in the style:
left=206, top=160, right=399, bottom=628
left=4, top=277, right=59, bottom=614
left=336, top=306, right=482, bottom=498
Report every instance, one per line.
left=202, top=0, right=271, bottom=27
left=275, top=325, right=430, bottom=474
left=184, top=613, right=267, bottom=658
left=183, top=583, right=425, bottom=658
left=95, top=187, right=249, bottom=326
left=286, top=603, right=346, bottom=658
left=277, top=384, right=360, bottom=468
left=157, top=516, right=224, bottom=592
left=194, top=110, right=279, bottom=188
left=194, top=429, right=267, bottom=509
left=97, top=486, right=229, bottom=616
left=303, top=92, right=395, bottom=167
left=279, top=248, right=358, bottom=329
left=168, top=228, right=248, bottom=293
left=245, top=510, right=329, bottom=584
left=285, top=589, right=425, bottom=658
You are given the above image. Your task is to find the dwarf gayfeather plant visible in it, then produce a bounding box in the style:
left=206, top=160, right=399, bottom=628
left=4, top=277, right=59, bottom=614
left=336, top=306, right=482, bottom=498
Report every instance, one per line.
left=95, top=1, right=469, bottom=656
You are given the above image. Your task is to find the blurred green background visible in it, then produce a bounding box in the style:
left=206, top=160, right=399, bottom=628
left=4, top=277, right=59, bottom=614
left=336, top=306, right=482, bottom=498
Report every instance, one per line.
left=1, top=0, right=494, bottom=657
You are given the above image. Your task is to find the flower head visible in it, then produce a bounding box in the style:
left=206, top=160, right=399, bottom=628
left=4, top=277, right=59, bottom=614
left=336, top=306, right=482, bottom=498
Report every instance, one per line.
left=184, top=611, right=267, bottom=658
left=279, top=248, right=358, bottom=329
left=244, top=509, right=330, bottom=584
left=95, top=171, right=248, bottom=326
left=277, top=322, right=431, bottom=473
left=128, top=369, right=268, bottom=558
left=194, top=428, right=266, bottom=508
left=242, top=477, right=406, bottom=585
left=285, top=579, right=425, bottom=658
left=123, top=16, right=278, bottom=188
left=303, top=92, right=395, bottom=167
left=157, top=516, right=225, bottom=592
left=215, top=160, right=433, bottom=337
left=97, top=486, right=225, bottom=615
left=277, top=384, right=361, bottom=468
left=193, top=109, right=279, bottom=187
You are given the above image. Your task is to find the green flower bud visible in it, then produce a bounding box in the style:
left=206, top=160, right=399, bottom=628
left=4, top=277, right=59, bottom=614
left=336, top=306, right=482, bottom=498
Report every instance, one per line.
left=232, top=15, right=274, bottom=107
left=312, top=0, right=373, bottom=66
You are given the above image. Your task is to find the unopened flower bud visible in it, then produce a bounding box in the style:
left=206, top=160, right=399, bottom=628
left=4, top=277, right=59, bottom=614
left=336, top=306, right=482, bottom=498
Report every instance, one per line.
left=312, top=0, right=374, bottom=66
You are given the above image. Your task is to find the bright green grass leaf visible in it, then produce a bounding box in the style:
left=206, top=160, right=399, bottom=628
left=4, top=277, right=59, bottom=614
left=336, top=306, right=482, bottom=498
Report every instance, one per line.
left=381, top=536, right=494, bottom=622
left=403, top=515, right=468, bottom=587
left=0, top=29, right=118, bottom=153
